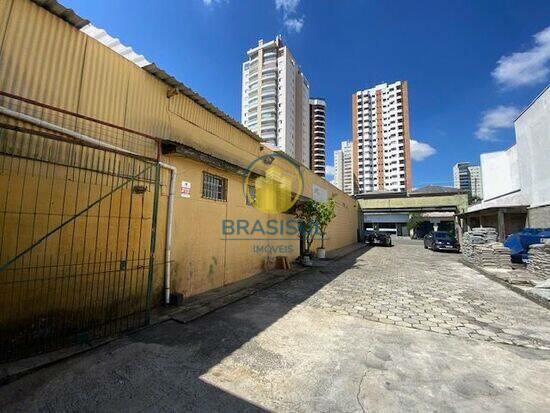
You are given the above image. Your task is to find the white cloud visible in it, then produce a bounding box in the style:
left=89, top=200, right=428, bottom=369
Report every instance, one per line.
left=325, top=165, right=335, bottom=178
left=475, top=105, right=520, bottom=141
left=492, top=26, right=550, bottom=88
left=276, top=0, right=300, bottom=15
left=202, top=0, right=225, bottom=6
left=275, top=0, right=304, bottom=34
left=410, top=139, right=436, bottom=161
left=284, top=17, right=304, bottom=33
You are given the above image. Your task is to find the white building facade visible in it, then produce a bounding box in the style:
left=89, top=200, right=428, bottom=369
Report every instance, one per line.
left=514, top=86, right=550, bottom=226
left=463, top=86, right=550, bottom=237
left=242, top=36, right=310, bottom=166
left=334, top=140, right=353, bottom=195
left=352, top=81, right=412, bottom=194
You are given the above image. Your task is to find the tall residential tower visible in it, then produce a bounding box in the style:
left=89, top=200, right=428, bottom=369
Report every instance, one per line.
left=453, top=162, right=483, bottom=199
left=241, top=36, right=310, bottom=166
left=334, top=140, right=354, bottom=195
left=352, top=81, right=412, bottom=193
left=309, top=98, right=326, bottom=177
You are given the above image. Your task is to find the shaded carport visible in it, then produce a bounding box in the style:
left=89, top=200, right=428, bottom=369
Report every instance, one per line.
left=458, top=205, right=528, bottom=242
left=356, top=186, right=469, bottom=242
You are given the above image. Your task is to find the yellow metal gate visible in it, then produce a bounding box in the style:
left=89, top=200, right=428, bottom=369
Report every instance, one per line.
left=0, top=121, right=161, bottom=362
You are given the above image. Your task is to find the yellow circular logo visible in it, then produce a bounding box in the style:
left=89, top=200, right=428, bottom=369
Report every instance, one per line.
left=244, top=154, right=303, bottom=214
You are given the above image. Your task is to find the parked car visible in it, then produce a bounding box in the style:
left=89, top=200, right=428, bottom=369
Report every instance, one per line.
left=365, top=230, right=393, bottom=247
left=424, top=231, right=460, bottom=252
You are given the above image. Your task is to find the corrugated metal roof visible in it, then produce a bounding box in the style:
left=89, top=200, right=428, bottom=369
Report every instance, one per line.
left=31, top=0, right=89, bottom=29
left=30, top=0, right=263, bottom=144
left=80, top=24, right=150, bottom=67
left=411, top=185, right=463, bottom=195
left=143, top=64, right=262, bottom=142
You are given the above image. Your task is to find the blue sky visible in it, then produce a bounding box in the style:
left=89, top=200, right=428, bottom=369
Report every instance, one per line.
left=63, top=0, right=550, bottom=187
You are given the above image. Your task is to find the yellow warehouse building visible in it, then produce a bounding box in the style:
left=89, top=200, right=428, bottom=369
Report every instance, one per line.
left=0, top=0, right=360, bottom=360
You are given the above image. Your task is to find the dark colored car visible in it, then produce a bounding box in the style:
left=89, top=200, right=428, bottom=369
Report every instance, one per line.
left=424, top=231, right=460, bottom=252
left=365, top=230, right=393, bottom=247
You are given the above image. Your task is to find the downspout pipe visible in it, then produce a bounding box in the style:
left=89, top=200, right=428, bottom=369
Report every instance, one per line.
left=159, top=161, right=176, bottom=305
left=0, top=106, right=138, bottom=157
left=0, top=104, right=177, bottom=306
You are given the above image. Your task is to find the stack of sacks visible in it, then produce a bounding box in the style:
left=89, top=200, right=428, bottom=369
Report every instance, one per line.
left=470, top=243, right=511, bottom=268
left=462, top=227, right=498, bottom=263
left=527, top=242, right=550, bottom=279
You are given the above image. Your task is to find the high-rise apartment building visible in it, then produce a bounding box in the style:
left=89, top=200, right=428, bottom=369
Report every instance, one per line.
left=453, top=162, right=470, bottom=190
left=453, top=162, right=483, bottom=199
left=242, top=36, right=310, bottom=166
left=352, top=81, right=412, bottom=193
left=334, top=141, right=353, bottom=195
left=309, top=98, right=326, bottom=177
left=469, top=165, right=482, bottom=199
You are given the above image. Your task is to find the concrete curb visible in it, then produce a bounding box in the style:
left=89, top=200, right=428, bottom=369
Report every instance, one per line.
left=461, top=259, right=550, bottom=311
left=0, top=243, right=369, bottom=385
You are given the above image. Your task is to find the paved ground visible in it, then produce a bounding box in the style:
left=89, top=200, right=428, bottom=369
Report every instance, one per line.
left=1, top=239, right=550, bottom=412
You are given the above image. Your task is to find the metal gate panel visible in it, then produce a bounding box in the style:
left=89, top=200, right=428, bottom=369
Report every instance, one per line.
left=0, top=126, right=160, bottom=362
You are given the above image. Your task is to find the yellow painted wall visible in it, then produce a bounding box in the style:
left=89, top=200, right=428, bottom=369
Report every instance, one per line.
left=0, top=135, right=167, bottom=330
left=164, top=154, right=359, bottom=297
left=0, top=0, right=359, bottom=304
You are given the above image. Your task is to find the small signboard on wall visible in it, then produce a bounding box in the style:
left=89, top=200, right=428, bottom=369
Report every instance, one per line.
left=180, top=181, right=191, bottom=198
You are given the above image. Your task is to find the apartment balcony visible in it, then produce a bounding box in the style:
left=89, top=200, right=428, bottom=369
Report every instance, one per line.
left=262, top=63, right=277, bottom=73
left=262, top=132, right=276, bottom=141
left=262, top=71, right=277, bottom=81
left=261, top=90, right=276, bottom=100
left=261, top=116, right=276, bottom=125
left=261, top=127, right=276, bottom=136
left=261, top=97, right=276, bottom=105
left=262, top=77, right=276, bottom=87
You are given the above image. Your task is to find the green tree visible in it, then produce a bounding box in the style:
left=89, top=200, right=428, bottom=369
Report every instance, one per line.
left=407, top=213, right=423, bottom=236
left=316, top=199, right=337, bottom=249
left=294, top=199, right=318, bottom=255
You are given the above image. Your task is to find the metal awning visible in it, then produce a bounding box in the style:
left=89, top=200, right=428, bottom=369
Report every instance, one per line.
left=457, top=205, right=528, bottom=217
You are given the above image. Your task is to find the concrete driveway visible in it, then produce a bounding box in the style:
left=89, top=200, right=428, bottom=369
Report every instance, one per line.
left=1, top=240, right=549, bottom=412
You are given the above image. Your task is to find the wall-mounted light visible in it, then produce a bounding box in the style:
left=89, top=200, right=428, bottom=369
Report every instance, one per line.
left=133, top=185, right=148, bottom=194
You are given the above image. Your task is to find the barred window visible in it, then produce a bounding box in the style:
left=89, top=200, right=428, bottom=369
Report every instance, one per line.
left=202, top=172, right=227, bottom=201
left=246, top=183, right=256, bottom=206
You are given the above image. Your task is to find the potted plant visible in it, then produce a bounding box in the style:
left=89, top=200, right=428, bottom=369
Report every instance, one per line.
left=294, top=199, right=318, bottom=265
left=315, top=199, right=336, bottom=259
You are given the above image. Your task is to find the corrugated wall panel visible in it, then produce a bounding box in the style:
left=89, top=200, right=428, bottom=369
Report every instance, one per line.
left=0, top=0, right=85, bottom=112
left=75, top=35, right=150, bottom=154
left=0, top=0, right=14, bottom=51
left=77, top=37, right=129, bottom=126
left=125, top=69, right=171, bottom=139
